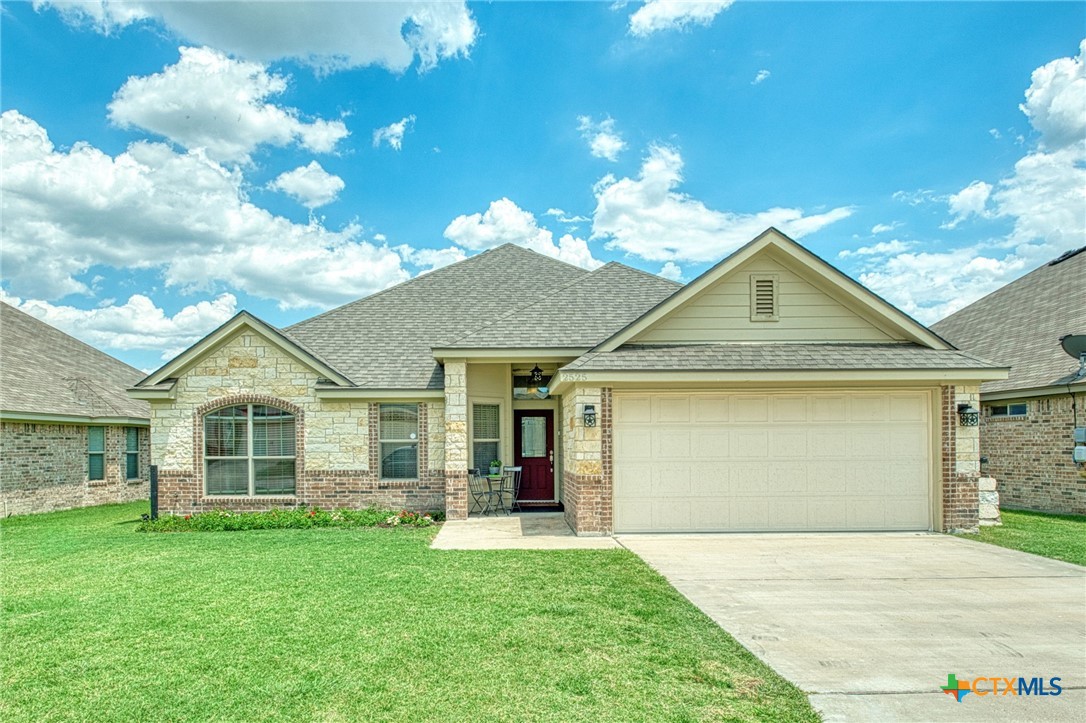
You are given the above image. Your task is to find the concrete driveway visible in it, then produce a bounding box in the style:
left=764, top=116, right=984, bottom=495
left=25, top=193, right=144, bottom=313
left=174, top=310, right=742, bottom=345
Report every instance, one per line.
left=618, top=533, right=1085, bottom=722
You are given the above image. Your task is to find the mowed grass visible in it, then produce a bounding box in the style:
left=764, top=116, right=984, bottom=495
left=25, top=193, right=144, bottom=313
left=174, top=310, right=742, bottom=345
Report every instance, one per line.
left=1, top=503, right=818, bottom=722
left=960, top=508, right=1086, bottom=566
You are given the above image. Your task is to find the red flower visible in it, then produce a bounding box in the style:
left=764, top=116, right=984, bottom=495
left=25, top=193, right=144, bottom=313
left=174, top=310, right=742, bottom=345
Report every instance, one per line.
left=309, top=510, right=316, bottom=517
left=184, top=514, right=191, bottom=520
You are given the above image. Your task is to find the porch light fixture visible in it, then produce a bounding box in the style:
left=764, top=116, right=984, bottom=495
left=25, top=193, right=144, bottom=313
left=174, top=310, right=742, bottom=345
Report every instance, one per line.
left=530, top=365, right=544, bottom=385
left=957, top=403, right=979, bottom=427
left=583, top=404, right=597, bottom=427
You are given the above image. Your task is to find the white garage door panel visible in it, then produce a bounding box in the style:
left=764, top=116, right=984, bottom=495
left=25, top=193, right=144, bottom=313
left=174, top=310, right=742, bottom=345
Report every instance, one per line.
left=613, top=391, right=933, bottom=533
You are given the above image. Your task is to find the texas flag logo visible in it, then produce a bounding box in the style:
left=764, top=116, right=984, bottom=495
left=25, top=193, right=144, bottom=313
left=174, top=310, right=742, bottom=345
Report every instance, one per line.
left=941, top=674, right=971, bottom=702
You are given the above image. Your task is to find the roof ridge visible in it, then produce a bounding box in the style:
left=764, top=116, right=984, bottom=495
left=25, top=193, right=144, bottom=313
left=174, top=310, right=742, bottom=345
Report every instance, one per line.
left=437, top=258, right=609, bottom=346
left=287, top=244, right=587, bottom=331
left=0, top=301, right=144, bottom=377
left=605, top=260, right=683, bottom=287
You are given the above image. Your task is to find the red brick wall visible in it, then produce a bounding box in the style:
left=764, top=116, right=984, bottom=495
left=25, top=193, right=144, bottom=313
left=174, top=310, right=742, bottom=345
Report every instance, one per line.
left=157, top=399, right=445, bottom=515
left=941, top=385, right=980, bottom=533
left=981, top=394, right=1086, bottom=515
left=1, top=422, right=150, bottom=516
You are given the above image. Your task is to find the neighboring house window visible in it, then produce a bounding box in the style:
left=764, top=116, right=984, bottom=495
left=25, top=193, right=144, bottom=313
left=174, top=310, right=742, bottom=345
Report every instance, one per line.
left=88, top=427, right=105, bottom=481
left=205, top=405, right=296, bottom=496
left=989, top=403, right=1028, bottom=417
left=472, top=403, right=500, bottom=470
left=125, top=427, right=140, bottom=480
left=380, top=403, right=419, bottom=479
left=749, top=274, right=779, bottom=321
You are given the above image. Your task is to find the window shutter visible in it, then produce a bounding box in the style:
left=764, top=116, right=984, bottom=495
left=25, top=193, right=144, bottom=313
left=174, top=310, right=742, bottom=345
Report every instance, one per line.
left=749, top=274, right=779, bottom=321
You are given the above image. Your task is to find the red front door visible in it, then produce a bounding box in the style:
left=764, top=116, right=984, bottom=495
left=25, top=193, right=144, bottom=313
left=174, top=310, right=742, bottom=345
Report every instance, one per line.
left=514, top=410, right=554, bottom=501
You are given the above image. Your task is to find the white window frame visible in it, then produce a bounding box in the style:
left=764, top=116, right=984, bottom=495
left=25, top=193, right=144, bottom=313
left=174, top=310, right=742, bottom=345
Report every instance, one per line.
left=989, top=402, right=1028, bottom=418
left=204, top=404, right=296, bottom=496
left=379, top=403, right=420, bottom=480
left=470, top=401, right=502, bottom=471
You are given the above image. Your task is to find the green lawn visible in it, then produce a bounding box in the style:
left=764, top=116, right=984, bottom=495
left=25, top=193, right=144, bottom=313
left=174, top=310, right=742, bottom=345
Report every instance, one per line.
left=960, top=508, right=1086, bottom=566
left=1, top=503, right=817, bottom=722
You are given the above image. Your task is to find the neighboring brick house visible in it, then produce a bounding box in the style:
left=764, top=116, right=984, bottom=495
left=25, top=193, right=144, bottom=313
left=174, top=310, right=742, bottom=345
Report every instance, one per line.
left=130, top=229, right=1006, bottom=534
left=1, top=302, right=151, bottom=516
left=932, top=247, right=1086, bottom=515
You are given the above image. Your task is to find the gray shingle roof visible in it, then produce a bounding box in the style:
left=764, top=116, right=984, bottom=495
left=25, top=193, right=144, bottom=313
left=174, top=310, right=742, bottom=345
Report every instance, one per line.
left=286, top=244, right=590, bottom=388
left=931, top=247, right=1086, bottom=394
left=0, top=302, right=150, bottom=419
left=562, top=343, right=1003, bottom=372
left=440, top=262, right=681, bottom=348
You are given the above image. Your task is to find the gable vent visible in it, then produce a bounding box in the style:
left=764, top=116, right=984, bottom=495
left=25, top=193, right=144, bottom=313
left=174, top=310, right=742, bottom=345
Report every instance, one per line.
left=750, top=274, right=779, bottom=322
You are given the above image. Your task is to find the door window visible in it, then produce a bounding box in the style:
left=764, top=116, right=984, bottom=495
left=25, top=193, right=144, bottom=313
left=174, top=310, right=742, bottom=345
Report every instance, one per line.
left=520, top=416, right=547, bottom=457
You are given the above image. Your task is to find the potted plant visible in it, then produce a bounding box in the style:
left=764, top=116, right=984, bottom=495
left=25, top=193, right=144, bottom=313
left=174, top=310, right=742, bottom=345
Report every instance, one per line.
left=488, top=459, right=502, bottom=475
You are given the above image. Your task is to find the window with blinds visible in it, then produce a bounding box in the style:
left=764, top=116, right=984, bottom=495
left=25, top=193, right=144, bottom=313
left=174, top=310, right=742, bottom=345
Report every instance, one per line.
left=380, top=403, right=419, bottom=479
left=205, top=404, right=296, bottom=495
left=749, top=274, right=779, bottom=321
left=125, top=427, right=140, bottom=480
left=88, top=427, right=105, bottom=481
left=472, top=403, right=500, bottom=469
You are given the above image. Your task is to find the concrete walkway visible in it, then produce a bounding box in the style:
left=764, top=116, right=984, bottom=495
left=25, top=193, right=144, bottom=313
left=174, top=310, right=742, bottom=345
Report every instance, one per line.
left=431, top=512, right=620, bottom=550
left=619, top=532, right=1086, bottom=722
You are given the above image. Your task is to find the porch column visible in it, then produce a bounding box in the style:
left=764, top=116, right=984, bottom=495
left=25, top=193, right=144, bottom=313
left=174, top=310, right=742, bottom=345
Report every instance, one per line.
left=444, top=359, right=469, bottom=520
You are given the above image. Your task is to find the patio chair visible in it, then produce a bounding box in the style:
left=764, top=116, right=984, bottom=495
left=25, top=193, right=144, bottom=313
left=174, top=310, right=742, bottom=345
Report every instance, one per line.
left=501, top=466, right=523, bottom=513
left=468, top=469, right=500, bottom=516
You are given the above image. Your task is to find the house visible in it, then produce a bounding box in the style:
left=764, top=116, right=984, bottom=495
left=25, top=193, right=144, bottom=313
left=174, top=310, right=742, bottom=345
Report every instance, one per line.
left=931, top=247, right=1086, bottom=515
left=0, top=302, right=151, bottom=515
left=128, top=229, right=1007, bottom=534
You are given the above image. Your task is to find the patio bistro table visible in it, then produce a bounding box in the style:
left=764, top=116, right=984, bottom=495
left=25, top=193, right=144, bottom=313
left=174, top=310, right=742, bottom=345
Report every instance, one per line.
left=486, top=473, right=512, bottom=515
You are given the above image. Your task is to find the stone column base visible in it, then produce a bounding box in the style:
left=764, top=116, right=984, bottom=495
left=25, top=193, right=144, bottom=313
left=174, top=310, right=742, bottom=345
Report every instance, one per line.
left=978, top=476, right=1001, bottom=526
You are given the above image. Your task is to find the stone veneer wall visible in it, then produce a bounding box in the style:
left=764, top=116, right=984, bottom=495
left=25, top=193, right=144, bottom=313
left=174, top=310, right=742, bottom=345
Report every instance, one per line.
left=941, top=385, right=981, bottom=533
left=562, top=386, right=609, bottom=535
left=1, top=422, right=150, bottom=516
left=442, top=360, right=468, bottom=520
left=980, top=394, right=1086, bottom=515
left=152, top=330, right=445, bottom=514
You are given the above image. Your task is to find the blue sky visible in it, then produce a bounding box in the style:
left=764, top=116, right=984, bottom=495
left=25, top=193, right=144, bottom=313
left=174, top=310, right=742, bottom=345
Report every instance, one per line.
left=2, top=1, right=1083, bottom=371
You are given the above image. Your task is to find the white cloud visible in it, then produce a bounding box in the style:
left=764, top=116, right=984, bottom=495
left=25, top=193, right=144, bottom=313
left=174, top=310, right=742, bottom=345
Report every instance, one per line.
left=659, top=262, right=683, bottom=281
left=396, top=244, right=467, bottom=274
left=35, top=1, right=478, bottom=74
left=2, top=292, right=237, bottom=359
left=752, top=69, right=771, bottom=85
left=837, top=239, right=913, bottom=259
left=269, top=161, right=345, bottom=209
left=856, top=248, right=1033, bottom=324
left=545, top=208, right=590, bottom=223
left=628, top=1, right=734, bottom=37
left=108, top=46, right=349, bottom=163
left=855, top=42, right=1086, bottom=325
left=591, top=144, right=854, bottom=262
left=577, top=116, right=627, bottom=162
left=443, top=198, right=603, bottom=269
left=944, top=180, right=992, bottom=227
left=1, top=110, right=408, bottom=309
left=870, top=222, right=900, bottom=234
left=373, top=115, right=416, bottom=151
left=1020, top=38, right=1086, bottom=149
left=989, top=128, right=1002, bottom=140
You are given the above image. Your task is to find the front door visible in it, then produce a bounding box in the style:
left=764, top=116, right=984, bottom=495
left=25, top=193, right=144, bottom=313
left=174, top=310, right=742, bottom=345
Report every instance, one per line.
left=514, top=410, right=554, bottom=501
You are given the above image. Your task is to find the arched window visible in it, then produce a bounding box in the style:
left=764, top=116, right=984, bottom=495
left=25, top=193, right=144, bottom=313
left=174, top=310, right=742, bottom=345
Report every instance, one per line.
left=205, top=404, right=296, bottom=496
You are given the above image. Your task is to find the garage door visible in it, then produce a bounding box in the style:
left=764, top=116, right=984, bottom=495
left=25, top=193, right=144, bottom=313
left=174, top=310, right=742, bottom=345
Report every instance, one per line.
left=612, top=391, right=932, bottom=532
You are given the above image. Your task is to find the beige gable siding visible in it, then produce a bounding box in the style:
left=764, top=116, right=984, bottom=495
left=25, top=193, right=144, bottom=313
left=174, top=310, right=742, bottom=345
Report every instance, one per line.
left=631, top=254, right=901, bottom=344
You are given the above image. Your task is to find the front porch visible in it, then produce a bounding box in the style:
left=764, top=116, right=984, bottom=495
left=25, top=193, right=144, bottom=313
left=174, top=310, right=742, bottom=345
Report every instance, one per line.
left=442, top=358, right=602, bottom=527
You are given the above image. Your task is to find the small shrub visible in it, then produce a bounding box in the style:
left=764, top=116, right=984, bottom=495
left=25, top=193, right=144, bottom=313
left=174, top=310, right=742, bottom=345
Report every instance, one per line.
left=136, top=506, right=443, bottom=533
